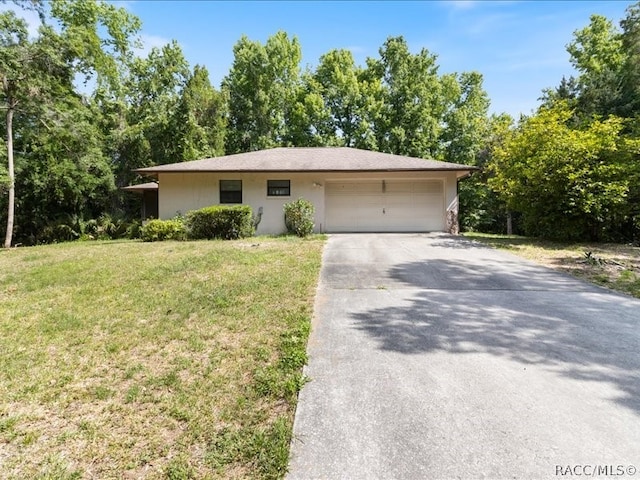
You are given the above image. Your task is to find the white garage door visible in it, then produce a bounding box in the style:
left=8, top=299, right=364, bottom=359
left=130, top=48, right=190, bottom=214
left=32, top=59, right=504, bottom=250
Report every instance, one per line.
left=325, top=180, right=444, bottom=232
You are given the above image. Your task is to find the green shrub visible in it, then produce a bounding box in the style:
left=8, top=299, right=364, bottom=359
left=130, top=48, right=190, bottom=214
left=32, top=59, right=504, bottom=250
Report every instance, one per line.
left=186, top=205, right=254, bottom=240
left=126, top=220, right=142, bottom=239
left=34, top=214, right=142, bottom=244
left=284, top=198, right=315, bottom=237
left=38, top=223, right=78, bottom=244
left=140, top=218, right=186, bottom=242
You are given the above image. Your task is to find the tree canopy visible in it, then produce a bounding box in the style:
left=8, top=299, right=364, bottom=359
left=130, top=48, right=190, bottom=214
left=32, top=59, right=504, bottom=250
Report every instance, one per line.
left=2, top=0, right=638, bottom=245
left=489, top=102, right=638, bottom=240
left=492, top=2, right=640, bottom=241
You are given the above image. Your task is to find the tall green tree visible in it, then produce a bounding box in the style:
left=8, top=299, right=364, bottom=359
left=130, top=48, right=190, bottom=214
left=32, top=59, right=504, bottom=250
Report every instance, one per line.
left=553, top=3, right=640, bottom=119
left=488, top=102, right=636, bottom=240
left=0, top=12, right=72, bottom=247
left=14, top=95, right=114, bottom=243
left=366, top=36, right=444, bottom=158
left=458, top=113, right=513, bottom=233
left=108, top=40, right=190, bottom=192
left=312, top=49, right=380, bottom=148
left=0, top=12, right=27, bottom=247
left=565, top=13, right=625, bottom=117
left=223, top=31, right=302, bottom=153
left=618, top=3, right=640, bottom=117
left=285, top=70, right=335, bottom=147
left=440, top=71, right=490, bottom=165
left=51, top=0, right=141, bottom=97
left=1, top=0, right=141, bottom=246
left=532, top=3, right=640, bottom=241
left=170, top=65, right=227, bottom=161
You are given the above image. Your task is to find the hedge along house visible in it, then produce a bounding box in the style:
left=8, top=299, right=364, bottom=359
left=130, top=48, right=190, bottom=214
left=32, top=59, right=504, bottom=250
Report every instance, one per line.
left=132, top=147, right=477, bottom=234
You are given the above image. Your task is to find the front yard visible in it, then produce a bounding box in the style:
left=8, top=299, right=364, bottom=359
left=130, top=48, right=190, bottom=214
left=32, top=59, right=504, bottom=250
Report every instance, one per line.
left=0, top=237, right=324, bottom=479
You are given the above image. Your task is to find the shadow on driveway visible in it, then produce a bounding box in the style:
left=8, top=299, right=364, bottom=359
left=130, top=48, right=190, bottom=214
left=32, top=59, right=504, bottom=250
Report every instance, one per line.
left=352, top=258, right=640, bottom=415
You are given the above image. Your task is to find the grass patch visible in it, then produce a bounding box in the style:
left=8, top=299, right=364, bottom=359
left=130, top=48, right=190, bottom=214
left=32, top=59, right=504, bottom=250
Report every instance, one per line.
left=0, top=236, right=324, bottom=479
left=463, top=232, right=640, bottom=298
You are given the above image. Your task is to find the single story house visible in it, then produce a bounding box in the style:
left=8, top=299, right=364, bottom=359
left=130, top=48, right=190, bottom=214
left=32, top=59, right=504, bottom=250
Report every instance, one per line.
left=132, top=147, right=477, bottom=234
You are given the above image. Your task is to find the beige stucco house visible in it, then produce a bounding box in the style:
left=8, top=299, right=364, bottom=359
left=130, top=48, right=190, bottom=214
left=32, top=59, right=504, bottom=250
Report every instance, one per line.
left=132, top=147, right=476, bottom=234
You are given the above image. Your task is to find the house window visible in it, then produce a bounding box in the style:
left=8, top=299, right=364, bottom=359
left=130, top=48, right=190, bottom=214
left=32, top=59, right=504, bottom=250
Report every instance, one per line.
left=267, top=180, right=291, bottom=197
left=220, top=180, right=242, bottom=204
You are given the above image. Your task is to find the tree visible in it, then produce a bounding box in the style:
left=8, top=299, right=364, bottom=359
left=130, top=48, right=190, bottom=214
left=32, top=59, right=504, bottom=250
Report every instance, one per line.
left=459, top=113, right=513, bottom=234
left=618, top=2, right=640, bottom=117
left=529, top=4, right=640, bottom=241
left=1, top=0, right=142, bottom=245
left=285, top=70, right=335, bottom=147
left=223, top=31, right=302, bottom=153
left=437, top=71, right=493, bottom=232
left=488, top=102, right=635, bottom=240
left=312, top=49, right=380, bottom=148
left=0, top=12, right=70, bottom=247
left=51, top=0, right=141, bottom=97
left=170, top=65, right=227, bottom=161
left=539, top=76, right=580, bottom=116
left=366, top=36, right=444, bottom=158
left=107, top=40, right=190, bottom=193
left=0, top=12, right=25, bottom=248
left=14, top=95, right=115, bottom=242
left=565, top=14, right=625, bottom=117
left=440, top=71, right=490, bottom=166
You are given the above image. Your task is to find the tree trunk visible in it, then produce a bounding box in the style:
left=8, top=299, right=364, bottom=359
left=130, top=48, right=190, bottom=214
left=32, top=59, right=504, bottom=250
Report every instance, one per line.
left=506, top=211, right=513, bottom=235
left=4, top=106, right=14, bottom=248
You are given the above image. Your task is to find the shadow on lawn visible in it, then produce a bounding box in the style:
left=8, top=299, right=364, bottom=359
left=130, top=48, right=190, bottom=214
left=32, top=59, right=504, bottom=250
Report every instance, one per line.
left=351, top=257, right=640, bottom=416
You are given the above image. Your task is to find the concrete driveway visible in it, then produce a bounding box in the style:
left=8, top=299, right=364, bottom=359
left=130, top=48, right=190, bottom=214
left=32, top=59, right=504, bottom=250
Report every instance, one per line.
left=287, top=234, right=640, bottom=479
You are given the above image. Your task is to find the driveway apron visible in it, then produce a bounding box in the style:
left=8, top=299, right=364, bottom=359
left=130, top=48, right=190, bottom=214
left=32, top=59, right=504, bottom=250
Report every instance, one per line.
left=287, top=233, right=640, bottom=479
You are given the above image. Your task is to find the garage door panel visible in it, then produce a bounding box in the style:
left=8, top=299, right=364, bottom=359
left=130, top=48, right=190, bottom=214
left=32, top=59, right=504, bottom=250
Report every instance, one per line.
left=385, top=182, right=412, bottom=194
left=325, top=180, right=445, bottom=232
left=384, top=194, right=440, bottom=207
left=326, top=182, right=382, bottom=195
left=413, top=181, right=443, bottom=194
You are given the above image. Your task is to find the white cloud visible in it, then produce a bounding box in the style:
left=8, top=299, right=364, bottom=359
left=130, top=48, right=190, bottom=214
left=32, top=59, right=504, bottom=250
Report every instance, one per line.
left=446, top=0, right=478, bottom=11
left=443, top=0, right=520, bottom=11
left=113, top=0, right=136, bottom=10
left=135, top=33, right=172, bottom=57
left=345, top=45, right=366, bottom=54
left=465, top=12, right=519, bottom=36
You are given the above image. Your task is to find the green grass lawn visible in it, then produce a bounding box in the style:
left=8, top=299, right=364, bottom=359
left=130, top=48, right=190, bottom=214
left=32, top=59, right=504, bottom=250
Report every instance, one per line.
left=0, top=237, right=325, bottom=479
left=463, top=233, right=640, bottom=299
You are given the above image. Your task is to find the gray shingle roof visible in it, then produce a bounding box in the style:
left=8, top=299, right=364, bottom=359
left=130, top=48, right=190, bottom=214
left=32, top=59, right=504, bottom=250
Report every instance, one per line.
left=134, top=147, right=477, bottom=175
left=121, top=182, right=158, bottom=191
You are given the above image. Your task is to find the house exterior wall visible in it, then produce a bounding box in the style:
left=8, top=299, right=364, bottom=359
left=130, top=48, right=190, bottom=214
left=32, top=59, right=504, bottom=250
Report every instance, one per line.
left=157, top=171, right=461, bottom=235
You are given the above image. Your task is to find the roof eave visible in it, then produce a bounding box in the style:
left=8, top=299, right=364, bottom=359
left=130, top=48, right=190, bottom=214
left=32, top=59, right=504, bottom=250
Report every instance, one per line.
left=134, top=167, right=478, bottom=175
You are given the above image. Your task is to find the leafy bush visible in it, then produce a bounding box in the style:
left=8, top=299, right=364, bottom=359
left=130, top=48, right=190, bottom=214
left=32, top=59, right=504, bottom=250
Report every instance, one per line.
left=38, top=223, right=78, bottom=244
left=125, top=220, right=142, bottom=239
left=186, top=205, right=254, bottom=240
left=140, top=218, right=186, bottom=242
left=284, top=198, right=315, bottom=237
left=33, top=214, right=143, bottom=244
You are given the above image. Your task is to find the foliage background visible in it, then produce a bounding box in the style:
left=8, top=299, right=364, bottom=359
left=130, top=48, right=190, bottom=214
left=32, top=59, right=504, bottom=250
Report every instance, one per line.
left=1, top=0, right=639, bottom=244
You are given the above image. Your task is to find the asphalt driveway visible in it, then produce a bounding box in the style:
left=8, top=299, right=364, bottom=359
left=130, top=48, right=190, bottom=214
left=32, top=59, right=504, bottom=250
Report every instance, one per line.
left=287, top=233, right=640, bottom=479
